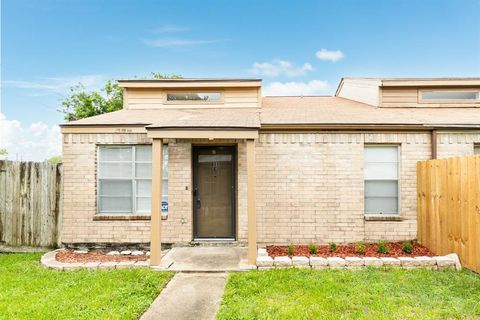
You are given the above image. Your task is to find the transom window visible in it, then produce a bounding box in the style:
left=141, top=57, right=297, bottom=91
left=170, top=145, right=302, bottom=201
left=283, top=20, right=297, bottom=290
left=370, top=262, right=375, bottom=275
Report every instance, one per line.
left=420, top=90, right=480, bottom=101
left=474, top=145, right=480, bottom=155
left=364, top=145, right=399, bottom=215
left=97, top=145, right=168, bottom=214
left=166, top=92, right=222, bottom=102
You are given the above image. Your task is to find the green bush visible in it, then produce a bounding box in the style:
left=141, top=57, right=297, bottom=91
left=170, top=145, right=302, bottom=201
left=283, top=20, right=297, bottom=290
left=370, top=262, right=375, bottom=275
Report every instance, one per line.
left=377, top=241, right=389, bottom=254
left=329, top=243, right=337, bottom=253
left=402, top=241, right=413, bottom=254
left=309, top=243, right=318, bottom=254
left=287, top=243, right=295, bottom=256
left=355, top=241, right=366, bottom=254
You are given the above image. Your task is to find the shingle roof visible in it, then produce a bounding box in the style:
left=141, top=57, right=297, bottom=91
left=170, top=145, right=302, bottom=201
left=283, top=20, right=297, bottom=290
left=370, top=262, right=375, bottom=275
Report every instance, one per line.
left=260, top=96, right=480, bottom=127
left=63, top=108, right=261, bottom=129
left=61, top=96, right=480, bottom=129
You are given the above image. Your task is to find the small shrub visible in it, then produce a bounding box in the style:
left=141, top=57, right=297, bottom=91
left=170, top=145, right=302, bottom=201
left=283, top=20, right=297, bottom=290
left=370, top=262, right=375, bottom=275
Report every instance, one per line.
left=402, top=241, right=413, bottom=254
left=309, top=243, right=318, bottom=254
left=287, top=243, right=295, bottom=256
left=355, top=241, right=366, bottom=254
left=329, top=242, right=337, bottom=253
left=377, top=241, right=389, bottom=254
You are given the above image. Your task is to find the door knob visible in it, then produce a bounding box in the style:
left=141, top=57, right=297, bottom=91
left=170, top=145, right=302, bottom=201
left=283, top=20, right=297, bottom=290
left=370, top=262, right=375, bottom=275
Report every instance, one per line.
left=196, top=198, right=201, bottom=209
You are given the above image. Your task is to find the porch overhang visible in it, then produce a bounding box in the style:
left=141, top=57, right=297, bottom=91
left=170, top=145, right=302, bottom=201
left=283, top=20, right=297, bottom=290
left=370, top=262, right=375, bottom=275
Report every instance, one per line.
left=146, top=127, right=259, bottom=139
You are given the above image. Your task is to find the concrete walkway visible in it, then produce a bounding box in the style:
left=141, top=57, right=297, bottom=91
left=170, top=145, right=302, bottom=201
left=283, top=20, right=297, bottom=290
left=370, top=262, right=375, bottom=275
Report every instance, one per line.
left=140, top=272, right=228, bottom=320
left=162, top=246, right=249, bottom=272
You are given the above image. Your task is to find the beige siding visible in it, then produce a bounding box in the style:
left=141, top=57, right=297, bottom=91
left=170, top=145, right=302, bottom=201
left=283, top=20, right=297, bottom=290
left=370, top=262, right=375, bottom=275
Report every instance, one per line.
left=336, top=79, right=380, bottom=106
left=381, top=87, right=480, bottom=108
left=125, top=87, right=260, bottom=109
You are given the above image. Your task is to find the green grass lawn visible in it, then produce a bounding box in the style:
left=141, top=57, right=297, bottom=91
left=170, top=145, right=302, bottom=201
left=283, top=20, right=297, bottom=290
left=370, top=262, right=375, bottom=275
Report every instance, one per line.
left=0, top=253, right=173, bottom=320
left=218, top=268, right=480, bottom=320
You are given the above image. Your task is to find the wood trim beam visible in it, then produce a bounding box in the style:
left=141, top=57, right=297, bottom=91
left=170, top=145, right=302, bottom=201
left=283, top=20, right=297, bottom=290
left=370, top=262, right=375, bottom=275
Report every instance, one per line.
left=150, top=138, right=163, bottom=266
left=146, top=129, right=258, bottom=139
left=246, top=139, right=257, bottom=264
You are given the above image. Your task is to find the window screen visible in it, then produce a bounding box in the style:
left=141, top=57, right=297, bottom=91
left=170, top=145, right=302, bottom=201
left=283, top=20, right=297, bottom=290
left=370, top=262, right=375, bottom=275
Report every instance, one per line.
left=364, top=145, right=399, bottom=214
left=97, top=145, right=168, bottom=214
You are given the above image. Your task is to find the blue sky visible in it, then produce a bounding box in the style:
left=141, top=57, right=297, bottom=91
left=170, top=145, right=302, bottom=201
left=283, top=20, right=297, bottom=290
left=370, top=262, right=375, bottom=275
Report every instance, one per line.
left=1, top=0, right=480, bottom=160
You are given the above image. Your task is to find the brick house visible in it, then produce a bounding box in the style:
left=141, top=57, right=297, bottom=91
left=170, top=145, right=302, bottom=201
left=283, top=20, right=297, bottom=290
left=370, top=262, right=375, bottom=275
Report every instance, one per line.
left=60, top=77, right=480, bottom=265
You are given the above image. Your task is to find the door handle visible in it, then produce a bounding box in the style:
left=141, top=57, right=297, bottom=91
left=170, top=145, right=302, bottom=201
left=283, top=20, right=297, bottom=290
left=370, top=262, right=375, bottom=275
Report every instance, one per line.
left=196, top=198, right=201, bottom=209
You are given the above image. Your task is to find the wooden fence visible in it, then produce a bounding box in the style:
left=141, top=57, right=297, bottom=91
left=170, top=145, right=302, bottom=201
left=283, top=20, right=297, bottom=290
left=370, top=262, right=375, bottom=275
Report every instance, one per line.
left=0, top=160, right=63, bottom=248
left=417, top=155, right=480, bottom=273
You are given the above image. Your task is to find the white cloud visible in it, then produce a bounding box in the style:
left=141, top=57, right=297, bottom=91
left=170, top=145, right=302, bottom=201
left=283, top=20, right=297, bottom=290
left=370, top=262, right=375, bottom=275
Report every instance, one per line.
left=263, top=80, right=330, bottom=96
left=153, top=25, right=189, bottom=33
left=248, top=59, right=314, bottom=77
left=2, top=74, right=106, bottom=95
left=315, top=49, right=345, bottom=62
left=144, top=38, right=218, bottom=48
left=0, top=113, right=61, bottom=162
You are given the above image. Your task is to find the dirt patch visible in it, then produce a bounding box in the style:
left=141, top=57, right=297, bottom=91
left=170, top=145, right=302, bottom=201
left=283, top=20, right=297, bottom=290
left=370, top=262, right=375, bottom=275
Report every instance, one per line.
left=267, top=242, right=433, bottom=258
left=56, top=250, right=149, bottom=263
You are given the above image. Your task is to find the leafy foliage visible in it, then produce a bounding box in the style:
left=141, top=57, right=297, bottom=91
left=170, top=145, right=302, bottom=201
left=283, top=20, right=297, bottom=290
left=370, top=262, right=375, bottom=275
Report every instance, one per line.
left=355, top=241, right=366, bottom=254
left=329, top=243, right=337, bottom=253
left=377, top=241, right=389, bottom=254
left=0, top=148, right=7, bottom=158
left=46, top=155, right=62, bottom=164
left=287, top=244, right=295, bottom=256
left=402, top=241, right=413, bottom=254
left=309, top=243, right=318, bottom=254
left=60, top=73, right=182, bottom=121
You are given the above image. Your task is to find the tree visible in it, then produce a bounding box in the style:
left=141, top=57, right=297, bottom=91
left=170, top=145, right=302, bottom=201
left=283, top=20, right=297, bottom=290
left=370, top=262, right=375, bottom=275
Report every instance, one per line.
left=46, top=155, right=62, bottom=164
left=0, top=148, right=7, bottom=159
left=60, top=73, right=182, bottom=121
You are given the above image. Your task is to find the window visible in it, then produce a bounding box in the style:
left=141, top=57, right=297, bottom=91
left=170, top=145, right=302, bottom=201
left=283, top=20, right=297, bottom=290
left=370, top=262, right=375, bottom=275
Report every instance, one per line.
left=166, top=92, right=222, bottom=102
left=364, top=145, right=399, bottom=215
left=475, top=145, right=480, bottom=155
left=97, top=145, right=168, bottom=214
left=420, top=90, right=480, bottom=101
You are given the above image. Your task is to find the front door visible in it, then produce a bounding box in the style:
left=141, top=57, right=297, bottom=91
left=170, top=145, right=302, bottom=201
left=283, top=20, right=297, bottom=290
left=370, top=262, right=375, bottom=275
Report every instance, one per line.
left=193, top=146, right=235, bottom=239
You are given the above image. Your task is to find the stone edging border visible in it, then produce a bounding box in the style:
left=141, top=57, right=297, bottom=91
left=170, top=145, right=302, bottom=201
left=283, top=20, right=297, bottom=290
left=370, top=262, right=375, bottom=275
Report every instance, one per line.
left=41, top=249, right=151, bottom=270
left=256, top=248, right=462, bottom=271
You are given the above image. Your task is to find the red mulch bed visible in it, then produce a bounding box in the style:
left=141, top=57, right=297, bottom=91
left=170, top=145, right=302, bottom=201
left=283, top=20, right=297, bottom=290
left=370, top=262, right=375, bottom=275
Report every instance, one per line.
left=56, top=250, right=149, bottom=263
left=267, top=242, right=433, bottom=258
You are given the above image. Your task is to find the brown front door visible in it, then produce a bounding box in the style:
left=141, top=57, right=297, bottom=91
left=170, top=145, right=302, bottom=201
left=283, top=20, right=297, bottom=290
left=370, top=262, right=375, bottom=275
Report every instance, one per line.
left=193, top=146, right=235, bottom=239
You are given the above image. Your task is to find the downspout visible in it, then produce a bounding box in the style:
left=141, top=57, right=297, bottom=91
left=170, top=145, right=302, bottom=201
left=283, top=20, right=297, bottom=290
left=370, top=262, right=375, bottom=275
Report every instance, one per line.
left=431, top=129, right=437, bottom=159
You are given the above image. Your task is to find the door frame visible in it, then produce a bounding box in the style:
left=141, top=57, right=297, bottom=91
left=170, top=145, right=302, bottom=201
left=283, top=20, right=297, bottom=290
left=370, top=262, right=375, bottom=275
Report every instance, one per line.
left=192, top=145, right=237, bottom=240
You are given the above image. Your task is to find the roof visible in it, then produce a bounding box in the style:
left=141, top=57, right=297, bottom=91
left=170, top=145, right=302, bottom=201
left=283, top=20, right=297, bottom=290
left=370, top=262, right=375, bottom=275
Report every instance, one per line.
left=260, top=96, right=480, bottom=128
left=338, top=77, right=480, bottom=89
left=61, top=96, right=480, bottom=129
left=62, top=108, right=261, bottom=129
left=118, top=78, right=262, bottom=88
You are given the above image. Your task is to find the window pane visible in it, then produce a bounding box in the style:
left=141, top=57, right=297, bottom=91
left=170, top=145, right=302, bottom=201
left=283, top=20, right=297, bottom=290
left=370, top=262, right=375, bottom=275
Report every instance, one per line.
left=99, top=147, right=132, bottom=161
left=99, top=196, right=132, bottom=212
left=162, top=179, right=168, bottom=196
left=365, top=180, right=397, bottom=197
left=99, top=163, right=132, bottom=178
left=99, top=180, right=132, bottom=197
left=136, top=146, right=152, bottom=162
left=365, top=197, right=398, bottom=214
left=135, top=163, right=152, bottom=178
left=365, top=146, right=398, bottom=163
left=163, top=145, right=169, bottom=175
left=365, top=163, right=398, bottom=180
left=167, top=92, right=221, bottom=101
left=136, top=197, right=151, bottom=212
left=474, top=146, right=480, bottom=155
left=422, top=91, right=479, bottom=101
left=136, top=180, right=151, bottom=196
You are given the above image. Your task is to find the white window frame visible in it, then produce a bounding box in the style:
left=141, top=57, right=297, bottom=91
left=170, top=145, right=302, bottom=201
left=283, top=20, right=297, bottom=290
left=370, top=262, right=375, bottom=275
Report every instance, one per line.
left=96, top=145, right=167, bottom=215
left=364, top=144, right=401, bottom=215
left=418, top=89, right=480, bottom=104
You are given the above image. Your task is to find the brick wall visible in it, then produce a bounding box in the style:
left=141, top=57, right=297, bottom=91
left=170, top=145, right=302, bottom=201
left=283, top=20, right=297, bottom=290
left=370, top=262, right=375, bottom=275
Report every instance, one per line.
left=62, top=130, right=480, bottom=246
left=61, top=134, right=248, bottom=245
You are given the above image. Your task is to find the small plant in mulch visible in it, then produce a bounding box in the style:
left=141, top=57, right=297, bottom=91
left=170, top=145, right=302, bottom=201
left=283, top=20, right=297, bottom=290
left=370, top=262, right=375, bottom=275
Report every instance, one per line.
left=402, top=241, right=413, bottom=254
left=355, top=241, right=366, bottom=254
left=377, top=241, right=389, bottom=254
left=329, top=242, right=337, bottom=253
left=309, top=243, right=318, bottom=254
left=287, top=243, right=295, bottom=256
